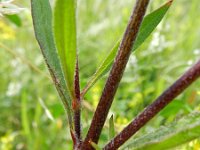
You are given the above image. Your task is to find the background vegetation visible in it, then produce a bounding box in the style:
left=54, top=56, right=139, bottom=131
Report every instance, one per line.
left=1, top=0, right=200, bottom=149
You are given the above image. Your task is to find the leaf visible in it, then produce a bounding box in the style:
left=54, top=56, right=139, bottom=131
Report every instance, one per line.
left=31, top=0, right=72, bottom=127
left=5, top=14, right=22, bottom=27
left=122, top=112, right=200, bottom=150
left=109, top=114, right=115, bottom=140
left=53, top=0, right=77, bottom=100
left=81, top=0, right=173, bottom=96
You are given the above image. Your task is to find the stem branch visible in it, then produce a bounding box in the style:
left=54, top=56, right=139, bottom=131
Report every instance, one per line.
left=104, top=59, right=200, bottom=149
left=82, top=0, right=150, bottom=149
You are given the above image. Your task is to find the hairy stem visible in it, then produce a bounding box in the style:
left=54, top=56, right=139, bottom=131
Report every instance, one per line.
left=74, top=59, right=81, bottom=143
left=104, top=59, right=200, bottom=149
left=82, top=0, right=150, bottom=149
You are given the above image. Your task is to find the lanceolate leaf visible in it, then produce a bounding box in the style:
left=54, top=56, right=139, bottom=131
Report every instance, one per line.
left=53, top=0, right=77, bottom=100
left=81, top=0, right=172, bottom=96
left=31, top=0, right=72, bottom=127
left=109, top=114, right=115, bottom=140
left=122, top=112, right=200, bottom=150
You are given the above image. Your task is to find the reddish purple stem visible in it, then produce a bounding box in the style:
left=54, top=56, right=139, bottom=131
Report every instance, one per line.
left=74, top=59, right=81, bottom=144
left=104, top=59, right=200, bottom=149
left=82, top=0, right=150, bottom=149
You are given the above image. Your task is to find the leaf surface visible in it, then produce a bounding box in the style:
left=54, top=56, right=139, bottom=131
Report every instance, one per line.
left=31, top=0, right=72, bottom=126
left=122, top=112, right=200, bottom=150
left=54, top=0, right=77, bottom=100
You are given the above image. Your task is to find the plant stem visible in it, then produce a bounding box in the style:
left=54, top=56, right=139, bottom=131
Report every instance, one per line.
left=104, top=59, right=200, bottom=149
left=82, top=0, right=150, bottom=149
left=74, top=59, right=81, bottom=143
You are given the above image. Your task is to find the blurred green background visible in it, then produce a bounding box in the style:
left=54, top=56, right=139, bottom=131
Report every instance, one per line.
left=1, top=0, right=200, bottom=149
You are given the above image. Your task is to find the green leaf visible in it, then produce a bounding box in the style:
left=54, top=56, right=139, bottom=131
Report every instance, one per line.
left=122, top=112, right=200, bottom=150
left=81, top=1, right=172, bottom=96
left=5, top=14, right=22, bottom=27
left=109, top=114, right=115, bottom=140
left=53, top=0, right=77, bottom=100
left=31, top=0, right=72, bottom=127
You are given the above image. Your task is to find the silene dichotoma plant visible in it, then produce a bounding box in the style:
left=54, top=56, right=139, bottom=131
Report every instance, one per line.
left=31, top=0, right=200, bottom=149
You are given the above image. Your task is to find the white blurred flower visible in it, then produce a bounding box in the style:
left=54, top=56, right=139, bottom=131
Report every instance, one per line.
left=10, top=59, right=18, bottom=67
left=187, top=60, right=193, bottom=66
left=129, top=55, right=137, bottom=66
left=0, top=0, right=24, bottom=16
left=148, top=30, right=174, bottom=55
left=35, top=55, right=43, bottom=66
left=10, top=59, right=24, bottom=77
left=6, top=82, right=22, bottom=97
left=193, top=49, right=200, bottom=55
left=151, top=32, right=160, bottom=48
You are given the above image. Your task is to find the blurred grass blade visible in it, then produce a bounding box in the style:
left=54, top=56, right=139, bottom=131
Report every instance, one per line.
left=21, top=91, right=31, bottom=138
left=5, top=14, right=22, bottom=27
left=21, top=90, right=33, bottom=149
left=34, top=99, right=42, bottom=127
left=109, top=114, right=115, bottom=140
left=54, top=0, right=77, bottom=100
left=81, top=0, right=172, bottom=96
left=39, top=98, right=54, bottom=121
left=122, top=112, right=200, bottom=150
left=31, top=0, right=73, bottom=127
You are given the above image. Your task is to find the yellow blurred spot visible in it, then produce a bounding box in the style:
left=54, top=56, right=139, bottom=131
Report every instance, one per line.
left=122, top=118, right=128, bottom=124
left=92, top=94, right=99, bottom=106
left=91, top=85, right=100, bottom=107
left=92, top=86, right=100, bottom=93
left=116, top=117, right=121, bottom=124
left=56, top=119, right=63, bottom=129
left=197, top=91, right=200, bottom=95
left=116, top=117, right=128, bottom=125
left=122, top=8, right=129, bottom=17
left=194, top=104, right=200, bottom=111
left=128, top=93, right=143, bottom=108
left=194, top=143, right=200, bottom=150
left=188, top=139, right=200, bottom=150
left=0, top=21, right=15, bottom=40
left=0, top=133, right=15, bottom=150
